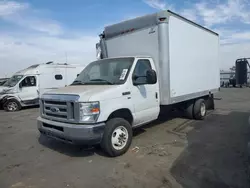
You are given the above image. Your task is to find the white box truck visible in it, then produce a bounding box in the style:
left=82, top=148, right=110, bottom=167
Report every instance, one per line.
left=37, top=10, right=220, bottom=157
left=0, top=62, right=85, bottom=111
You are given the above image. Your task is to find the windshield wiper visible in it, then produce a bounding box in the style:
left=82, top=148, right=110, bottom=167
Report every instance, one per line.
left=71, top=80, right=85, bottom=85
left=89, top=79, right=114, bottom=85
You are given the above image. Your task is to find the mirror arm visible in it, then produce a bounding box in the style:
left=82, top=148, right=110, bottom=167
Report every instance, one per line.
left=133, top=75, right=146, bottom=80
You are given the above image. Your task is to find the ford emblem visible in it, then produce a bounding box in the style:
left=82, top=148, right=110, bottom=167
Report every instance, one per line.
left=50, top=107, right=60, bottom=113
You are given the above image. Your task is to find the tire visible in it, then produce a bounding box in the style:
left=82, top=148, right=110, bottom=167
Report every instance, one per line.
left=193, top=99, right=206, bottom=120
left=4, top=99, right=21, bottom=112
left=185, top=101, right=194, bottom=119
left=101, top=118, right=132, bottom=157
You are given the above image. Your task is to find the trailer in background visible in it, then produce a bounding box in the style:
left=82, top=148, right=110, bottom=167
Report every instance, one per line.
left=0, top=62, right=85, bottom=111
left=235, top=58, right=250, bottom=87
left=220, top=58, right=250, bottom=88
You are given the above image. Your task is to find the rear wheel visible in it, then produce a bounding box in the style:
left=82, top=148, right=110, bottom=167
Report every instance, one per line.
left=193, top=99, right=206, bottom=120
left=185, top=101, right=194, bottom=119
left=4, top=99, right=21, bottom=112
left=101, top=118, right=132, bottom=157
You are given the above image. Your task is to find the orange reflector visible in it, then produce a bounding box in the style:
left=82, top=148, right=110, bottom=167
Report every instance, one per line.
left=91, top=108, right=100, bottom=113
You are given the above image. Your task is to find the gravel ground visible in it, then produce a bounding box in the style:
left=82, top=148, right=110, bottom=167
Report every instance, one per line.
left=0, top=88, right=249, bottom=188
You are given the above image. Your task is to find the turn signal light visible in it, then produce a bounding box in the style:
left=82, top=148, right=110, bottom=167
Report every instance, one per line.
left=91, top=108, right=100, bottom=113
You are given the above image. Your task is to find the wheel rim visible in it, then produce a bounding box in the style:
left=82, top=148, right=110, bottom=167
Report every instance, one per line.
left=200, top=102, right=206, bottom=117
left=7, top=102, right=18, bottom=111
left=111, top=126, right=129, bottom=150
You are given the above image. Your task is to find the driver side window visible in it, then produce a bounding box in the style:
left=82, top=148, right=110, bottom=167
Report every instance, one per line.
left=21, top=76, right=36, bottom=87
left=133, top=59, right=151, bottom=85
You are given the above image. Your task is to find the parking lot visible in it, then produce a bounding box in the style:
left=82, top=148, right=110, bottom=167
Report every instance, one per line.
left=0, top=88, right=250, bottom=188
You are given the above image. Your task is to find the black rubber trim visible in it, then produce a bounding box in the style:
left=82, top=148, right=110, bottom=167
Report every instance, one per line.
left=22, top=98, right=39, bottom=105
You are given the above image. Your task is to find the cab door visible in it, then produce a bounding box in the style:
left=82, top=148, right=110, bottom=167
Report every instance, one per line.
left=130, top=58, right=160, bottom=126
left=18, top=76, right=39, bottom=105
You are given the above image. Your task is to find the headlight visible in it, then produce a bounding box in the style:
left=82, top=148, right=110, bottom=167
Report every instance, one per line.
left=79, top=102, right=100, bottom=123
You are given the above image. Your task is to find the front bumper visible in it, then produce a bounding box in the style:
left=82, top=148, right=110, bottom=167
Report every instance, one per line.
left=37, top=116, right=105, bottom=145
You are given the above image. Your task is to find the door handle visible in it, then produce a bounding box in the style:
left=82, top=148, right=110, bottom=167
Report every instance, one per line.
left=155, top=92, right=158, bottom=99
left=122, top=91, right=131, bottom=96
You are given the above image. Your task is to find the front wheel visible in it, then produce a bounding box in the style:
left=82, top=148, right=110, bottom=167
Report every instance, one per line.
left=101, top=118, right=132, bottom=157
left=4, top=99, right=21, bottom=112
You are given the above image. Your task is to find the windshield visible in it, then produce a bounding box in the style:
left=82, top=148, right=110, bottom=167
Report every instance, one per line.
left=72, top=58, right=134, bottom=85
left=3, top=75, right=23, bottom=87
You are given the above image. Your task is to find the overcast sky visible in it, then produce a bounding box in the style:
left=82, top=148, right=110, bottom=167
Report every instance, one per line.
left=1, top=0, right=250, bottom=77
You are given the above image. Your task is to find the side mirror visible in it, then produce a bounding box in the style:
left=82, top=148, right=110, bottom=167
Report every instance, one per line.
left=133, top=69, right=157, bottom=85
left=146, top=69, right=157, bottom=84
left=133, top=75, right=147, bottom=86
left=19, top=83, right=22, bottom=89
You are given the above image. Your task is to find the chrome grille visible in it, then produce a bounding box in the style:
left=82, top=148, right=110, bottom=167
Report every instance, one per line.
left=44, top=101, right=68, bottom=119
left=41, top=94, right=80, bottom=123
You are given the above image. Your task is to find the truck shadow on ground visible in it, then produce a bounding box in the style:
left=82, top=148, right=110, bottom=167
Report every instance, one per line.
left=133, top=108, right=182, bottom=136
left=38, top=135, right=106, bottom=157
left=170, top=111, right=250, bottom=188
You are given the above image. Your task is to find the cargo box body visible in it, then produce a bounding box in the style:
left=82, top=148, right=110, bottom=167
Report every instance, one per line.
left=101, top=10, right=220, bottom=105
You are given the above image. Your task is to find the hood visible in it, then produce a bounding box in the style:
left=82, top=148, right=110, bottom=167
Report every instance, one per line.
left=45, top=85, right=125, bottom=101
left=0, top=86, right=11, bottom=93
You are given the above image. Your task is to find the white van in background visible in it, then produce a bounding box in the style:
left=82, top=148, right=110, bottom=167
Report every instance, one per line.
left=0, top=62, right=85, bottom=112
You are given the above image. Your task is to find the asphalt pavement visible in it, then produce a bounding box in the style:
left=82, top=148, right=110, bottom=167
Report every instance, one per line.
left=0, top=88, right=249, bottom=188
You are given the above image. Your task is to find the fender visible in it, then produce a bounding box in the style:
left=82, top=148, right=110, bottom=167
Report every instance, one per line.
left=0, top=95, right=20, bottom=106
left=97, top=97, right=135, bottom=123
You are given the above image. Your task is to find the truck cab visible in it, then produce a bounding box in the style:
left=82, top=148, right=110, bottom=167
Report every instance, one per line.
left=0, top=72, right=39, bottom=111
left=38, top=57, right=159, bottom=156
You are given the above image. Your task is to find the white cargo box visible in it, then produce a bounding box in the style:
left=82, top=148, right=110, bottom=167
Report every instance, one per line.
left=101, top=10, right=220, bottom=105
